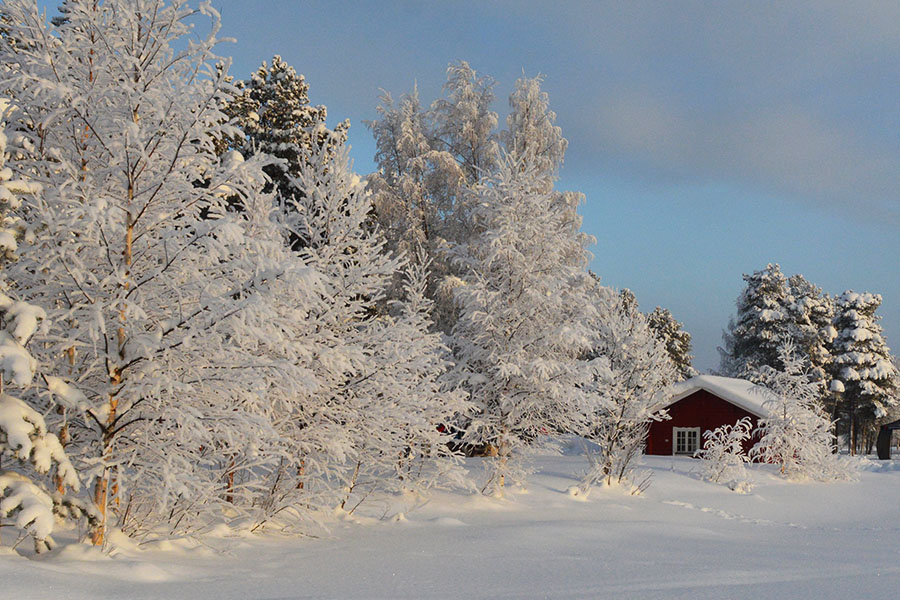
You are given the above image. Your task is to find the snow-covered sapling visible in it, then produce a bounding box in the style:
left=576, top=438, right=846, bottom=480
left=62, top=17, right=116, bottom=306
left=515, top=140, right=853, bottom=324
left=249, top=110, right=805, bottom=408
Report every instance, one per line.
left=579, top=282, right=675, bottom=493
left=751, top=342, right=855, bottom=481
left=696, top=417, right=753, bottom=491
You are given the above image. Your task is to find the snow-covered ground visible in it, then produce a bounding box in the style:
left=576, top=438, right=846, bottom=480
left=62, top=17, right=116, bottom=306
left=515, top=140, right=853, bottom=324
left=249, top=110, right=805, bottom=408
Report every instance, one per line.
left=5, top=449, right=900, bottom=599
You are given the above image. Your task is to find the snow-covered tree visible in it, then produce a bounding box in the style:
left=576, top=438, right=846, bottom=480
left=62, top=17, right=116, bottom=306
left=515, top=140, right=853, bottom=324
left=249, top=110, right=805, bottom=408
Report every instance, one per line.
left=227, top=55, right=348, bottom=232
left=429, top=61, right=499, bottom=187
left=719, top=264, right=793, bottom=378
left=501, top=74, right=566, bottom=185
left=0, top=124, right=90, bottom=552
left=579, top=282, right=676, bottom=492
left=367, top=87, right=465, bottom=328
left=696, top=417, right=752, bottom=492
left=721, top=266, right=839, bottom=406
left=0, top=0, right=297, bottom=544
left=785, top=274, right=836, bottom=397
left=750, top=343, right=852, bottom=481
left=829, top=291, right=899, bottom=454
left=0, top=379, right=82, bottom=552
left=647, top=306, right=696, bottom=381
left=450, top=148, right=596, bottom=493
left=285, top=130, right=468, bottom=513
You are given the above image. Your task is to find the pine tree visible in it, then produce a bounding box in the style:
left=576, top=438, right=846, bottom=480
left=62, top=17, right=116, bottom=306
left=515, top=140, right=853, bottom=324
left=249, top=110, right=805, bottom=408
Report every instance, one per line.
left=719, top=263, right=792, bottom=379
left=0, top=117, right=89, bottom=553
left=647, top=306, right=696, bottom=381
left=829, top=291, right=900, bottom=454
left=228, top=55, right=348, bottom=228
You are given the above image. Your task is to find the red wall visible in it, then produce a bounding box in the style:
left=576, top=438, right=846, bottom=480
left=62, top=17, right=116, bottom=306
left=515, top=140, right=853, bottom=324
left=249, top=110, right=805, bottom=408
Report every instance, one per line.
left=646, top=389, right=759, bottom=455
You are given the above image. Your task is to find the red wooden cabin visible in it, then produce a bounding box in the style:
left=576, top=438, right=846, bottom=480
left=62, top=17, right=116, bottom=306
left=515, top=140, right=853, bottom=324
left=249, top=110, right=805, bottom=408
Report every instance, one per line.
left=646, top=375, right=769, bottom=456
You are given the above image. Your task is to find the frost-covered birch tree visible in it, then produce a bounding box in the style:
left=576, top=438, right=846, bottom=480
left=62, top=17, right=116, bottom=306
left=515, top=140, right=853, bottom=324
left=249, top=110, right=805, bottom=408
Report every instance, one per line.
left=0, top=0, right=296, bottom=543
left=367, top=63, right=497, bottom=331
left=286, top=131, right=467, bottom=513
left=450, top=157, right=595, bottom=492
left=579, top=283, right=675, bottom=492
left=696, top=417, right=753, bottom=491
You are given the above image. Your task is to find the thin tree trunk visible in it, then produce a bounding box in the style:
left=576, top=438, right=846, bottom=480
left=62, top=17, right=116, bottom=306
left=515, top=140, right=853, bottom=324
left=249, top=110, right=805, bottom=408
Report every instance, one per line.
left=91, top=205, right=133, bottom=546
left=225, top=456, right=235, bottom=503
left=55, top=346, right=75, bottom=494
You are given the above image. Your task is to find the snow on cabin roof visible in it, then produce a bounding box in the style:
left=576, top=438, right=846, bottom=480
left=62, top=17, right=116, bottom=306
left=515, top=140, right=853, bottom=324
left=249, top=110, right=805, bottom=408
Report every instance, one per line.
left=665, top=375, right=772, bottom=418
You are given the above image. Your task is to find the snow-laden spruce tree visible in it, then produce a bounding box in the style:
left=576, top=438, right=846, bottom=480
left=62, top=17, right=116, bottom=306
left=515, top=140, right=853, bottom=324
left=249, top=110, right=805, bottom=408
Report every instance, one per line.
left=829, top=291, right=899, bottom=454
left=647, top=306, right=697, bottom=381
left=696, top=417, right=753, bottom=492
left=751, top=343, right=853, bottom=481
left=286, top=130, right=468, bottom=513
left=719, top=264, right=793, bottom=378
left=0, top=0, right=296, bottom=543
left=720, top=266, right=837, bottom=405
left=785, top=275, right=835, bottom=393
left=579, top=282, right=676, bottom=493
left=0, top=293, right=83, bottom=553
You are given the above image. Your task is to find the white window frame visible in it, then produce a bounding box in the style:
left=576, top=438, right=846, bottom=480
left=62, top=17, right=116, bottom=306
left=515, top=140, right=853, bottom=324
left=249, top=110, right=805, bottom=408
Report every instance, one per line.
left=672, top=427, right=701, bottom=455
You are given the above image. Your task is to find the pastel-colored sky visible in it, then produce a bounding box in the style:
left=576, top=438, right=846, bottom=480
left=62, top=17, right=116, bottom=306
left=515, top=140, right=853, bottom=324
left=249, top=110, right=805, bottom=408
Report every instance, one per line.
left=50, top=0, right=900, bottom=371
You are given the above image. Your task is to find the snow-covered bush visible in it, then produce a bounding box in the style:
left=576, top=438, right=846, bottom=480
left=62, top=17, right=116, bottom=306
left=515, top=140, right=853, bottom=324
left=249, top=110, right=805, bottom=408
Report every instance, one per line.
left=751, top=343, right=855, bottom=481
left=696, top=417, right=753, bottom=492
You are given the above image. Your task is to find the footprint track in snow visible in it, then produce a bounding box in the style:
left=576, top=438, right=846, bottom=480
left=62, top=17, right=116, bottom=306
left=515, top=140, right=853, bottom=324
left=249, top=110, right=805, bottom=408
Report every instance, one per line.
left=661, top=500, right=805, bottom=529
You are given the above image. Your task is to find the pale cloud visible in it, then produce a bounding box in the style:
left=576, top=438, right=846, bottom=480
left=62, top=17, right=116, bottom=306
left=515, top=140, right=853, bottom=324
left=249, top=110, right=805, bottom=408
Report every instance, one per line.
left=589, top=89, right=900, bottom=223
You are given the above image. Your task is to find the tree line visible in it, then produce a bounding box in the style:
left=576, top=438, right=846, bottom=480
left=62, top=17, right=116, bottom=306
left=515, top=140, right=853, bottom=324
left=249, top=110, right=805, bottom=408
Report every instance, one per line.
left=0, top=0, right=694, bottom=551
left=719, top=263, right=899, bottom=454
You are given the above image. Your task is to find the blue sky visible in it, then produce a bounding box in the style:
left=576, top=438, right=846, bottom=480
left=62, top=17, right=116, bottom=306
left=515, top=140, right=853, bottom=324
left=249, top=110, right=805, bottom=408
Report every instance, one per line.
left=68, top=0, right=887, bottom=371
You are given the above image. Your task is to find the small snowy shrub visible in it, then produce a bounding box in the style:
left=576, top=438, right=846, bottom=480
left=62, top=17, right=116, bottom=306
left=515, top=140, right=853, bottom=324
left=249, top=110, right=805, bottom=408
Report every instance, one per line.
left=696, top=417, right=753, bottom=492
left=750, top=343, right=856, bottom=482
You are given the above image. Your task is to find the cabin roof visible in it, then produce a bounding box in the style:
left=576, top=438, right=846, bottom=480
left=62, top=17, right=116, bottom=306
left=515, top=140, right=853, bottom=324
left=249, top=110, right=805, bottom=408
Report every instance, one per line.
left=665, top=375, right=772, bottom=419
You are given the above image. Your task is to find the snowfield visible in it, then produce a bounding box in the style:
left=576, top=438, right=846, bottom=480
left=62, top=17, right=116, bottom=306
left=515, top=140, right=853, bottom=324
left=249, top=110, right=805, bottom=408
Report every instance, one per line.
left=4, top=449, right=900, bottom=599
